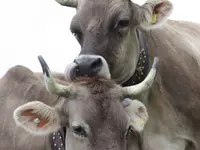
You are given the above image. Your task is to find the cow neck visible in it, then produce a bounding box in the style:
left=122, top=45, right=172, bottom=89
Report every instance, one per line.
left=122, top=28, right=150, bottom=87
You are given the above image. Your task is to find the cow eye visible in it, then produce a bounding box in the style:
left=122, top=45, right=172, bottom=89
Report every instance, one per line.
left=116, top=19, right=130, bottom=29
left=72, top=125, right=87, bottom=138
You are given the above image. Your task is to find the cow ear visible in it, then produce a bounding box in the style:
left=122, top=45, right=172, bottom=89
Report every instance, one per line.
left=123, top=99, right=148, bottom=132
left=137, top=0, right=173, bottom=30
left=13, top=101, right=61, bottom=135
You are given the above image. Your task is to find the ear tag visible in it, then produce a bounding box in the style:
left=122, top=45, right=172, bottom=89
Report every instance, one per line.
left=122, top=98, right=132, bottom=107
left=33, top=118, right=40, bottom=124
left=152, top=13, right=157, bottom=24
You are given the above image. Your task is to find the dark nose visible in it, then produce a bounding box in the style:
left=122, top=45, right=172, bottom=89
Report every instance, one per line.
left=65, top=55, right=104, bottom=81
left=75, top=56, right=103, bottom=77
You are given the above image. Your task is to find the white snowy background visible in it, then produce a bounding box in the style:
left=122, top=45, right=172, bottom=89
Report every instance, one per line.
left=0, top=0, right=199, bottom=77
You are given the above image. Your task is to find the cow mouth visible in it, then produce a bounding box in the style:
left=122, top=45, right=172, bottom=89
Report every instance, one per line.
left=64, top=62, right=79, bottom=82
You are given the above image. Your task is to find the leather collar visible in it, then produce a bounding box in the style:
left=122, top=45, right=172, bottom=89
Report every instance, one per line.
left=49, top=128, right=66, bottom=150
left=122, top=28, right=150, bottom=87
left=49, top=28, right=149, bottom=150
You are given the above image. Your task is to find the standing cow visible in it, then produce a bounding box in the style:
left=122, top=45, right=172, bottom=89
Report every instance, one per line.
left=53, top=0, right=200, bottom=149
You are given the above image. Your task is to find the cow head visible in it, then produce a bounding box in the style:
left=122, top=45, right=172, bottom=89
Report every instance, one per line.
left=60, top=0, right=173, bottom=84
left=13, top=55, right=159, bottom=150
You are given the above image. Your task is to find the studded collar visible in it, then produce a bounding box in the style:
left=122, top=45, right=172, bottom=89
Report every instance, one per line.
left=122, top=28, right=150, bottom=87
left=49, top=128, right=66, bottom=150
left=49, top=28, right=149, bottom=150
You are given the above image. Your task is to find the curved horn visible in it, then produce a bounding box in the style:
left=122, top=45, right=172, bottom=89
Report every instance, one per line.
left=55, top=0, right=77, bottom=8
left=122, top=57, right=159, bottom=96
left=38, top=55, right=71, bottom=97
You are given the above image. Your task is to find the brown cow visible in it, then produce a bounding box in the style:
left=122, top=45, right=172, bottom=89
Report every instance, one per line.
left=49, top=0, right=200, bottom=149
left=0, top=55, right=158, bottom=150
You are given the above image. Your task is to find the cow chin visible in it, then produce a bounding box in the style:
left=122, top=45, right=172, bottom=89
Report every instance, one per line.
left=64, top=55, right=111, bottom=82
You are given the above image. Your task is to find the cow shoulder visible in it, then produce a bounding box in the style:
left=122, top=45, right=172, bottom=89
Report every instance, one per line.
left=0, top=65, right=60, bottom=105
left=35, top=71, right=68, bottom=86
left=2, top=65, right=36, bottom=82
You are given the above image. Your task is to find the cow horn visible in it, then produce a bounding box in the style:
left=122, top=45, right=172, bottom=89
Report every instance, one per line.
left=55, top=0, right=77, bottom=8
left=122, top=57, right=159, bottom=96
left=38, top=55, right=71, bottom=97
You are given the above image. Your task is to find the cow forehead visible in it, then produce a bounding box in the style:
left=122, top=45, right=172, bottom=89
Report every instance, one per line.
left=67, top=88, right=127, bottom=129
left=71, top=0, right=131, bottom=36
left=78, top=0, right=128, bottom=9
left=76, top=0, right=131, bottom=22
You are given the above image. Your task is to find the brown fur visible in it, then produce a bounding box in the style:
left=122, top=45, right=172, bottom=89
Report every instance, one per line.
left=1, top=64, right=147, bottom=150
left=0, top=65, right=130, bottom=150
left=57, top=0, right=200, bottom=149
left=141, top=20, right=200, bottom=149
left=2, top=0, right=200, bottom=149
left=65, top=0, right=200, bottom=149
left=72, top=76, right=117, bottom=93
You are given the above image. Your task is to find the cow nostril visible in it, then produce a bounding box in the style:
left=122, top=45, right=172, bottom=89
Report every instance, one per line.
left=90, top=58, right=103, bottom=72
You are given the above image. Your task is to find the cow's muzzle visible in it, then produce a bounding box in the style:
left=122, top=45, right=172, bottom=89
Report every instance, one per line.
left=64, top=55, right=111, bottom=82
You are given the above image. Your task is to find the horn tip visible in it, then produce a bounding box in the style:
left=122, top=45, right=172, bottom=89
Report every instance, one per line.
left=152, top=57, right=159, bottom=69
left=37, top=55, right=50, bottom=78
